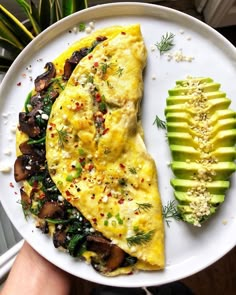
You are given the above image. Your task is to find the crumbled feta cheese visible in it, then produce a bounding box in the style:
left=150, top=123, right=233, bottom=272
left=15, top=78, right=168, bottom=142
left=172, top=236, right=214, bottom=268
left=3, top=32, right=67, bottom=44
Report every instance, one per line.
left=0, top=162, right=12, bottom=173
left=85, top=26, right=92, bottom=34
left=41, top=113, right=49, bottom=120
left=58, top=195, right=64, bottom=202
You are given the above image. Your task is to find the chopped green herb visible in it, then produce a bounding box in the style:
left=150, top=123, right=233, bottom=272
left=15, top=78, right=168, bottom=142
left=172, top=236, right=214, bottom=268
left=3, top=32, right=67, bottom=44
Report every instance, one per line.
left=116, top=66, right=124, bottom=77
left=104, top=220, right=109, bottom=226
left=153, top=115, right=167, bottom=130
left=107, top=212, right=112, bottom=219
left=136, top=202, right=153, bottom=212
left=118, top=178, right=127, bottom=186
left=78, top=23, right=86, bottom=32
left=129, top=167, right=137, bottom=174
left=56, top=127, right=68, bottom=148
left=127, top=230, right=155, bottom=247
left=66, top=174, right=74, bottom=182
left=115, top=213, right=123, bottom=225
left=155, top=32, right=175, bottom=55
left=78, top=148, right=85, bottom=156
left=162, top=200, right=182, bottom=227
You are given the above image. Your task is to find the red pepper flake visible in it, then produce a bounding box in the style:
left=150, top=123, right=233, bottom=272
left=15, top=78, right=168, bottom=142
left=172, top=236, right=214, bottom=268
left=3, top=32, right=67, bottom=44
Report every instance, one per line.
left=91, top=194, right=95, bottom=199
left=51, top=134, right=55, bottom=138
left=135, top=211, right=139, bottom=215
left=14, top=192, right=18, bottom=195
left=100, top=213, right=104, bottom=217
left=49, top=126, right=53, bottom=131
left=141, top=178, right=144, bottom=183
left=88, top=164, right=94, bottom=171
left=70, top=184, right=74, bottom=188
left=92, top=218, right=97, bottom=223
left=9, top=182, right=14, bottom=188
left=83, top=177, right=87, bottom=180
left=17, top=82, right=21, bottom=86
left=94, top=61, right=99, bottom=67
left=121, top=32, right=126, bottom=35
left=102, top=128, right=109, bottom=135
left=66, top=190, right=72, bottom=196
left=118, top=198, right=124, bottom=204
left=88, top=55, right=93, bottom=60
left=107, top=192, right=112, bottom=197
left=75, top=102, right=82, bottom=111
left=119, top=163, right=125, bottom=169
left=96, top=93, right=101, bottom=102
left=67, top=197, right=71, bottom=201
left=50, top=123, right=56, bottom=127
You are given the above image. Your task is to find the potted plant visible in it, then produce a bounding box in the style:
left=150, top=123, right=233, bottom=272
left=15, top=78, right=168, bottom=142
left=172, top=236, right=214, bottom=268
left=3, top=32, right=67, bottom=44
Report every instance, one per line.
left=0, top=0, right=88, bottom=72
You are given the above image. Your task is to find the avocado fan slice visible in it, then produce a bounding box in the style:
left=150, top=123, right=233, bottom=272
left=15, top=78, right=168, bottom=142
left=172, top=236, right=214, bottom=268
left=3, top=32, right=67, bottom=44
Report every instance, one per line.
left=165, top=76, right=236, bottom=226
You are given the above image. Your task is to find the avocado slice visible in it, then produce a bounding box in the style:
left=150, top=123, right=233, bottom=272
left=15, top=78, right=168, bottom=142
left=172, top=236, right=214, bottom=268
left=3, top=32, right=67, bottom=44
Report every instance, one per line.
left=170, top=145, right=200, bottom=161
left=174, top=191, right=225, bottom=205
left=167, top=91, right=226, bottom=106
left=170, top=178, right=230, bottom=194
left=171, top=161, right=236, bottom=180
left=165, top=76, right=236, bottom=226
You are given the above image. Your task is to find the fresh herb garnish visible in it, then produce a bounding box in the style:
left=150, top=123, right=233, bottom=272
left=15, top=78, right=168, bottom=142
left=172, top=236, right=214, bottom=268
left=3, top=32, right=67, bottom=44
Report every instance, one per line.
left=155, top=32, right=175, bottom=55
left=116, top=66, right=124, bottom=77
left=162, top=200, right=182, bottom=227
left=129, top=167, right=137, bottom=174
left=136, top=202, right=153, bottom=212
left=56, top=127, right=68, bottom=148
left=78, top=23, right=86, bottom=32
left=153, top=115, right=167, bottom=130
left=127, top=230, right=155, bottom=247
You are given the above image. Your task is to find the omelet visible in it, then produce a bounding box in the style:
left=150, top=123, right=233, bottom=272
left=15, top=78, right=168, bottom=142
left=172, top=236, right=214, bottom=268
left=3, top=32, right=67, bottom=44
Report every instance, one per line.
left=14, top=24, right=165, bottom=276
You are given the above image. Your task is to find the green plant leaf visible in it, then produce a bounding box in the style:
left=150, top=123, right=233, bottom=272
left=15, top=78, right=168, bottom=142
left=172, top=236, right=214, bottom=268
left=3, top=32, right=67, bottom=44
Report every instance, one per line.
left=62, top=0, right=88, bottom=17
left=0, top=5, right=33, bottom=47
left=50, top=0, right=62, bottom=24
left=0, top=55, right=13, bottom=72
left=15, top=0, right=41, bottom=35
left=0, top=37, right=21, bottom=57
left=39, top=0, right=51, bottom=29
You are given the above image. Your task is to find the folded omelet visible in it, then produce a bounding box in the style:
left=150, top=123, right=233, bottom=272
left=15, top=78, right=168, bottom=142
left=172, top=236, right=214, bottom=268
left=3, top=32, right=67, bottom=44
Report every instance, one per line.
left=15, top=24, right=164, bottom=276
left=46, top=24, right=164, bottom=274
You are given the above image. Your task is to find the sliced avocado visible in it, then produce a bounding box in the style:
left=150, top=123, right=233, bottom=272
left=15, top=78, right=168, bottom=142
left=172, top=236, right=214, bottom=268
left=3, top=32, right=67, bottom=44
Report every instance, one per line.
left=210, top=147, right=236, bottom=162
left=210, top=109, right=236, bottom=125
left=170, top=178, right=229, bottom=194
left=168, top=82, right=221, bottom=96
left=166, top=91, right=226, bottom=106
left=167, top=122, right=190, bottom=133
left=170, top=145, right=200, bottom=161
left=171, top=161, right=236, bottom=180
left=165, top=77, right=236, bottom=226
left=210, top=129, right=236, bottom=148
left=206, top=98, right=231, bottom=114
left=166, top=112, right=193, bottom=124
left=167, top=132, right=197, bottom=147
left=174, top=191, right=225, bottom=205
left=210, top=118, right=236, bottom=137
left=175, top=77, right=213, bottom=86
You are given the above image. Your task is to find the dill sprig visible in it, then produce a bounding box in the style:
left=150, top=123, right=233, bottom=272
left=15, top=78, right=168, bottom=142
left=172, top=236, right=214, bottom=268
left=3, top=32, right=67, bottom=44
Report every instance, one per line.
left=155, top=32, right=175, bottom=55
left=153, top=115, right=167, bottom=130
left=116, top=66, right=124, bottom=77
left=162, top=200, right=182, bottom=227
left=127, top=230, right=155, bottom=247
left=56, top=127, right=68, bottom=148
left=136, top=202, right=153, bottom=212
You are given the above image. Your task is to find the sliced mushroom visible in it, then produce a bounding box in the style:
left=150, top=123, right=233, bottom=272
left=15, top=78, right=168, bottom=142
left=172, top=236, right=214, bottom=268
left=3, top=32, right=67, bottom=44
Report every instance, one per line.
left=105, top=245, right=125, bottom=272
left=30, top=93, right=43, bottom=108
left=14, top=155, right=35, bottom=182
left=86, top=235, right=111, bottom=258
left=35, top=62, right=56, bottom=92
left=19, top=112, right=41, bottom=138
left=87, top=235, right=125, bottom=273
left=63, top=48, right=89, bottom=80
left=19, top=141, right=45, bottom=159
left=38, top=201, right=65, bottom=219
left=53, top=230, right=67, bottom=248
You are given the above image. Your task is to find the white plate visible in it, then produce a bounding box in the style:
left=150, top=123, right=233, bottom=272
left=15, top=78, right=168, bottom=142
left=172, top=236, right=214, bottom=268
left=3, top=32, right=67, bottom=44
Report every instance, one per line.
left=0, top=2, right=236, bottom=288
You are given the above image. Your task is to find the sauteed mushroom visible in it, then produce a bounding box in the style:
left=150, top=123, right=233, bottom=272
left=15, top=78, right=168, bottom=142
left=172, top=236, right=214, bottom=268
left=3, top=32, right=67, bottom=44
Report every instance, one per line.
left=35, top=62, right=56, bottom=92
left=38, top=201, right=65, bottom=219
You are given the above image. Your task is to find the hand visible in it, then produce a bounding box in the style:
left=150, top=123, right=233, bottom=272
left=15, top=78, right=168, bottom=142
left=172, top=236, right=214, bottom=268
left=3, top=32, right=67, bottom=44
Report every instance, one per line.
left=1, top=241, right=72, bottom=295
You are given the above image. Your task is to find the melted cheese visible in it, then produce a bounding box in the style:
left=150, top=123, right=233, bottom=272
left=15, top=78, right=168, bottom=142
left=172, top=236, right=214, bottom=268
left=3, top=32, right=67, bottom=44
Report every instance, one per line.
left=46, top=24, right=165, bottom=272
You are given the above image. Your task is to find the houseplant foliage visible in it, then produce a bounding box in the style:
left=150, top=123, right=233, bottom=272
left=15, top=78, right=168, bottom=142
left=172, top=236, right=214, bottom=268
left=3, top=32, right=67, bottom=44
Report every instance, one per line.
left=0, top=0, right=88, bottom=72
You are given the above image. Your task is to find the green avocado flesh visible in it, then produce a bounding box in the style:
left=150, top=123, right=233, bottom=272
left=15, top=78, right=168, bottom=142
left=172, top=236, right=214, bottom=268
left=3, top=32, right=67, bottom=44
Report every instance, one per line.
left=165, top=77, right=236, bottom=226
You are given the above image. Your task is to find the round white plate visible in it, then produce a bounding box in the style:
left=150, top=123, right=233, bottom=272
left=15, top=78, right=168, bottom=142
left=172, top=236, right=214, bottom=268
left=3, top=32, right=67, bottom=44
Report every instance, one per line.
left=0, top=2, right=236, bottom=288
